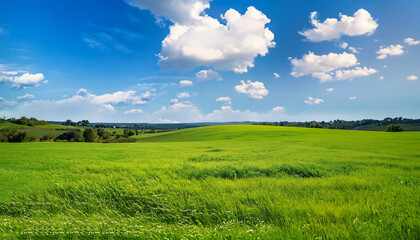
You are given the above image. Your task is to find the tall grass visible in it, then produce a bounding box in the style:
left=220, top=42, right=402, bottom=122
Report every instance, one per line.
left=0, top=125, right=419, bottom=239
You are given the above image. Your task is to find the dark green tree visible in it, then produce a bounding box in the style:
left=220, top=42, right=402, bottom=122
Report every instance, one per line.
left=385, top=124, right=404, bottom=132
left=83, top=128, right=98, bottom=142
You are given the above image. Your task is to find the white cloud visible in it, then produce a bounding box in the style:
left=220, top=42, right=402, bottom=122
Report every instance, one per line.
left=407, top=75, right=418, bottom=81
left=326, top=88, right=334, bottom=92
left=124, top=109, right=143, bottom=114
left=304, top=97, right=324, bottom=105
left=349, top=96, right=357, bottom=100
left=177, top=92, right=190, bottom=98
left=128, top=1, right=275, bottom=73
left=376, top=44, right=404, bottom=59
left=404, top=38, right=420, bottom=46
left=300, top=9, right=378, bottom=42
left=179, top=80, right=193, bottom=87
left=271, top=106, right=285, bottom=112
left=0, top=97, right=17, bottom=107
left=379, top=76, right=384, bottom=80
left=234, top=80, right=269, bottom=99
left=348, top=46, right=359, bottom=54
left=170, top=98, right=179, bottom=104
left=383, top=65, right=387, bottom=68
left=101, top=104, right=116, bottom=113
left=273, top=73, right=280, bottom=78
left=17, top=94, right=35, bottom=100
left=335, top=67, right=377, bottom=81
left=195, top=69, right=222, bottom=82
left=216, top=96, right=231, bottom=105
left=0, top=71, right=48, bottom=88
left=291, top=51, right=376, bottom=82
left=340, top=42, right=349, bottom=49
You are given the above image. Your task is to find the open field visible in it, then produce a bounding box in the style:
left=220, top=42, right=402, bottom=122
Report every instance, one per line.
left=0, top=125, right=419, bottom=239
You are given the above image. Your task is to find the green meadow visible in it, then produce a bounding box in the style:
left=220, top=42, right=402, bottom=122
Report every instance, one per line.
left=0, top=125, right=419, bottom=239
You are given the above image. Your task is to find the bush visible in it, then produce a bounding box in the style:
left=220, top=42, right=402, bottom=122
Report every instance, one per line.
left=385, top=124, right=404, bottom=132
left=40, top=135, right=55, bottom=142
left=83, top=128, right=98, bottom=142
left=310, top=123, right=323, bottom=128
left=0, top=128, right=30, bottom=142
left=55, top=131, right=83, bottom=142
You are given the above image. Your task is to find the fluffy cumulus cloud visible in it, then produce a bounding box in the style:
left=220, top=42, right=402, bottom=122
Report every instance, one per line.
left=179, top=80, right=193, bottom=87
left=335, top=67, right=377, bottom=81
left=304, top=97, right=324, bottom=105
left=407, top=75, right=418, bottom=81
left=17, top=93, right=35, bottom=100
left=290, top=52, right=376, bottom=82
left=195, top=69, right=222, bottom=82
left=340, top=42, right=359, bottom=53
left=404, top=38, right=420, bottom=46
left=216, top=96, right=231, bottom=105
left=0, top=71, right=48, bottom=88
left=376, top=44, right=404, bottom=60
left=300, top=9, right=378, bottom=42
left=127, top=0, right=275, bottom=73
left=177, top=92, right=190, bottom=98
left=234, top=80, right=269, bottom=99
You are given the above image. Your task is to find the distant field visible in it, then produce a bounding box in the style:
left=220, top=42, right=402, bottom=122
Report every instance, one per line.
left=0, top=122, right=77, bottom=138
left=0, top=125, right=419, bottom=239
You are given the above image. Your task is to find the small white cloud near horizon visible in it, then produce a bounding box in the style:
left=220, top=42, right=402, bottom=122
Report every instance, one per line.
left=326, top=88, right=334, bottom=92
left=216, top=96, right=231, bottom=105
left=300, top=9, right=378, bottom=42
left=304, top=97, right=324, bottom=105
left=349, top=96, right=357, bottom=100
left=17, top=93, right=35, bottom=100
left=407, top=75, right=418, bottom=81
left=0, top=97, right=17, bottom=107
left=404, top=38, right=420, bottom=46
left=273, top=73, right=280, bottom=78
left=179, top=80, right=193, bottom=87
left=234, top=80, right=269, bottom=99
left=271, top=106, right=285, bottom=112
left=377, top=44, right=404, bottom=60
left=124, top=109, right=143, bottom=114
left=177, top=92, right=190, bottom=98
left=196, top=69, right=223, bottom=82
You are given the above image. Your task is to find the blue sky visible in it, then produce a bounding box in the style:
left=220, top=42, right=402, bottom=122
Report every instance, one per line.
left=0, top=0, right=419, bottom=123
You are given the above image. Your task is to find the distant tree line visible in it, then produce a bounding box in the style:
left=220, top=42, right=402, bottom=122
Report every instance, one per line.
left=255, top=117, right=420, bottom=131
left=5, top=117, right=49, bottom=126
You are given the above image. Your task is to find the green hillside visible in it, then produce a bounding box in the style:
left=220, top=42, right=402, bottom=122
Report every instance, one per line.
left=0, top=125, right=419, bottom=239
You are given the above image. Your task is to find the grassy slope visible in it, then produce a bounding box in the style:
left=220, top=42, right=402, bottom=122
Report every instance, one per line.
left=0, top=122, right=77, bottom=138
left=0, top=125, right=419, bottom=239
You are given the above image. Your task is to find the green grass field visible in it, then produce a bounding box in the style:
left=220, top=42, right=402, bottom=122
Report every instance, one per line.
left=0, top=125, right=419, bottom=239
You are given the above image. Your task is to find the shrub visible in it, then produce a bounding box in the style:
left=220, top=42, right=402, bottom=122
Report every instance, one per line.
left=0, top=128, right=30, bottom=142
left=83, top=128, right=98, bottom=142
left=385, top=124, right=404, bottom=132
left=55, top=131, right=83, bottom=142
left=310, top=123, right=323, bottom=128
left=40, top=135, right=55, bottom=142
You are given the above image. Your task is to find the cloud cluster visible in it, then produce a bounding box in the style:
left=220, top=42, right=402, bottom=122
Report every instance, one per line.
left=234, top=80, right=269, bottom=99
left=216, top=96, right=231, bottom=105
left=300, top=9, right=378, bottom=42
left=195, top=69, right=222, bottom=82
left=404, top=38, right=420, bottom=46
left=128, top=0, right=275, bottom=73
left=17, top=94, right=35, bottom=100
left=304, top=97, right=324, bottom=105
left=0, top=71, right=48, bottom=88
left=376, top=44, right=404, bottom=60
left=290, top=52, right=376, bottom=82
left=177, top=92, right=190, bottom=98
left=407, top=75, right=418, bottom=81
left=340, top=42, right=359, bottom=53
left=179, top=80, right=193, bottom=87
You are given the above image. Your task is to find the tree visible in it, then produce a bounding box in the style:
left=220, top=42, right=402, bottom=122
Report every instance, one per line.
left=310, top=123, right=323, bottom=128
left=65, top=119, right=73, bottom=126
left=83, top=128, right=98, bottom=142
left=55, top=131, right=82, bottom=142
left=385, top=124, right=404, bottom=132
